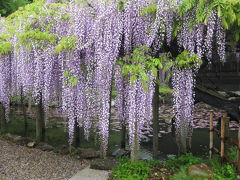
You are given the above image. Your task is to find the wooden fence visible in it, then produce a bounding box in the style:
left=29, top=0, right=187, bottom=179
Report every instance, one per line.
left=209, top=111, right=240, bottom=172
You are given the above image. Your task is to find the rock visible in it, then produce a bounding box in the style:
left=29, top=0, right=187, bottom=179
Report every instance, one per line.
left=53, top=148, right=60, bottom=154
left=111, top=148, right=126, bottom=157
left=58, top=145, right=69, bottom=154
left=159, top=130, right=168, bottom=134
left=36, top=143, right=54, bottom=151
left=90, top=158, right=118, bottom=170
left=4, top=133, right=15, bottom=141
left=188, top=164, right=212, bottom=178
left=111, top=148, right=130, bottom=157
left=167, top=154, right=176, bottom=159
left=16, top=137, right=32, bottom=146
left=27, top=142, right=36, bottom=148
left=77, top=148, right=100, bottom=159
left=141, top=135, right=150, bottom=142
left=138, top=149, right=153, bottom=161
left=13, top=136, right=24, bottom=142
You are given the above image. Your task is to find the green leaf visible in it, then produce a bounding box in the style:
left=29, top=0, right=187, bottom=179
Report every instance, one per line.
left=217, top=5, right=222, bottom=17
left=236, top=33, right=240, bottom=42
left=130, top=75, right=137, bottom=85
left=163, top=61, right=174, bottom=72
left=69, top=76, right=78, bottom=86
left=158, top=62, right=163, bottom=69
left=152, top=67, right=158, bottom=77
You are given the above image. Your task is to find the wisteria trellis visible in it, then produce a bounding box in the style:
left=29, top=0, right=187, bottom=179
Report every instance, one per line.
left=0, top=0, right=229, bottom=159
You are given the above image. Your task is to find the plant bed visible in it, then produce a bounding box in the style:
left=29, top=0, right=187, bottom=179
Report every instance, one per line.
left=110, top=153, right=238, bottom=180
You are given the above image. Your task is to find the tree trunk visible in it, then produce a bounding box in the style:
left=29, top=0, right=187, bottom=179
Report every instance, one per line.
left=131, top=121, right=139, bottom=162
left=36, top=93, right=45, bottom=142
left=0, top=103, right=6, bottom=130
left=100, top=74, right=114, bottom=159
left=152, top=80, right=160, bottom=159
left=74, top=118, right=80, bottom=148
left=21, top=87, right=28, bottom=137
left=172, top=116, right=192, bottom=155
left=175, top=120, right=188, bottom=155
left=121, top=123, right=126, bottom=149
left=27, top=96, right=32, bottom=113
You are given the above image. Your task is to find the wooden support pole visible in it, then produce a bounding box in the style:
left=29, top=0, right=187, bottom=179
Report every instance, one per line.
left=220, top=114, right=227, bottom=164
left=224, top=116, right=230, bottom=154
left=237, top=122, right=240, bottom=172
left=209, top=110, right=214, bottom=159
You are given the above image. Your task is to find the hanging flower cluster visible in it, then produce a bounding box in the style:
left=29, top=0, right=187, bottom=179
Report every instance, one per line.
left=172, top=68, right=195, bottom=152
left=171, top=51, right=202, bottom=153
left=0, top=54, right=11, bottom=121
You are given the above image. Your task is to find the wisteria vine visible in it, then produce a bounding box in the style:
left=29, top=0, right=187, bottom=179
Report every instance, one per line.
left=0, top=0, right=236, bottom=159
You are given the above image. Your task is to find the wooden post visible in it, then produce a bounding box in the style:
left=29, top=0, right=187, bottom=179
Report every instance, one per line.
left=224, top=116, right=230, bottom=154
left=209, top=110, right=214, bottom=159
left=220, top=115, right=226, bottom=163
left=237, top=122, right=240, bottom=172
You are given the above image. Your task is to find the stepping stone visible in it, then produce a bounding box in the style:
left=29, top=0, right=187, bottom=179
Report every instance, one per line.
left=69, top=166, right=110, bottom=180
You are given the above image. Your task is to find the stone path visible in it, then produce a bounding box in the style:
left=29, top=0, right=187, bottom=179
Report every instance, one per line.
left=0, top=137, right=88, bottom=180
left=69, top=166, right=110, bottom=180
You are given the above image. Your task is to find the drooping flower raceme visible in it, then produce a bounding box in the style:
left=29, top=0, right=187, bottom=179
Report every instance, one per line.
left=172, top=67, right=195, bottom=152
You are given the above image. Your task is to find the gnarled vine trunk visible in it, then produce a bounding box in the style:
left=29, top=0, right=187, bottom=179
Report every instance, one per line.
left=0, top=103, right=6, bottom=130
left=21, top=87, right=28, bottom=137
left=74, top=118, right=80, bottom=148
left=121, top=124, right=126, bottom=149
left=152, top=79, right=160, bottom=159
left=131, top=121, right=139, bottom=162
left=36, top=93, right=45, bottom=142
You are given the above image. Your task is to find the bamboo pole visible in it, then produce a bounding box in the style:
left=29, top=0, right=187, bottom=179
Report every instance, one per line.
left=220, top=115, right=226, bottom=163
left=237, top=122, right=240, bottom=172
left=209, top=110, right=214, bottom=159
left=224, top=116, right=230, bottom=154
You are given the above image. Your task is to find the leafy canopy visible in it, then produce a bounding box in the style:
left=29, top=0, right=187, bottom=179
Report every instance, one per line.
left=55, top=36, right=78, bottom=54
left=178, top=0, right=240, bottom=42
left=117, top=46, right=165, bottom=91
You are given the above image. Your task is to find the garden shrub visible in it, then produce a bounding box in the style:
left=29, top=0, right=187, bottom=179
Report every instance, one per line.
left=165, top=153, right=203, bottom=171
left=111, top=157, right=151, bottom=180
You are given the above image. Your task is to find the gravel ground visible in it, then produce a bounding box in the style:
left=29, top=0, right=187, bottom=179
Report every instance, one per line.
left=0, top=138, right=88, bottom=180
